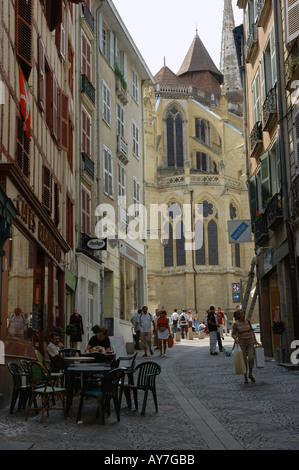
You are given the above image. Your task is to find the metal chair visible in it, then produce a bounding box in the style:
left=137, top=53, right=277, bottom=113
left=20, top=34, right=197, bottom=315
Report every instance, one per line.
left=35, top=349, right=64, bottom=384
left=76, top=368, right=125, bottom=424
left=122, top=361, right=161, bottom=416
left=89, top=352, right=114, bottom=363
left=7, top=362, right=31, bottom=414
left=26, top=361, right=66, bottom=423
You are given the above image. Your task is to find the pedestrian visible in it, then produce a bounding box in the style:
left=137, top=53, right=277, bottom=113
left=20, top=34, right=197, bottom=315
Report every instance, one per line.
left=207, top=306, right=219, bottom=355
left=157, top=309, right=171, bottom=356
left=217, top=307, right=225, bottom=340
left=233, top=305, right=240, bottom=322
left=131, top=309, right=141, bottom=350
left=193, top=313, right=199, bottom=331
left=137, top=306, right=155, bottom=357
left=187, top=310, right=193, bottom=331
left=231, top=308, right=259, bottom=384
left=153, top=309, right=160, bottom=349
left=8, top=307, right=25, bottom=339
left=179, top=310, right=188, bottom=339
left=171, top=309, right=179, bottom=337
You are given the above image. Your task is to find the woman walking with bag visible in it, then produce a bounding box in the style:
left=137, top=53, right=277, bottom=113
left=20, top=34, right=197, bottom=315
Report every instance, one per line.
left=157, top=310, right=171, bottom=356
left=232, top=309, right=259, bottom=384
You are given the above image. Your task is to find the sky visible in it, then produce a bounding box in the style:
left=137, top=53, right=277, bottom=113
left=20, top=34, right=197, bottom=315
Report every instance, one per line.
left=112, top=0, right=244, bottom=77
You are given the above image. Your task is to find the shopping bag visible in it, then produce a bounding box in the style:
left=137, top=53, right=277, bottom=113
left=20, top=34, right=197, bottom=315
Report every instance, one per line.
left=232, top=344, right=246, bottom=374
left=168, top=336, right=174, bottom=348
left=255, top=346, right=265, bottom=368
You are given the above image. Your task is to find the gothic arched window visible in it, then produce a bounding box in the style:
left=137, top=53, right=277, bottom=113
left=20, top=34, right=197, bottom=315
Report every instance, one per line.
left=167, top=108, right=184, bottom=167
left=208, top=220, right=218, bottom=265
left=163, top=204, right=186, bottom=268
left=195, top=201, right=219, bottom=266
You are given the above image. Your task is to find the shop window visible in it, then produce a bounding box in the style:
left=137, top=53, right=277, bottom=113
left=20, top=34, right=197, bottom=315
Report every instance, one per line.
left=7, top=226, right=34, bottom=340
left=120, top=257, right=141, bottom=321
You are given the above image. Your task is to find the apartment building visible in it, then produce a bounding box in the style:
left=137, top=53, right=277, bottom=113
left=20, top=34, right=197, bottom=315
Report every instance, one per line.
left=237, top=0, right=299, bottom=360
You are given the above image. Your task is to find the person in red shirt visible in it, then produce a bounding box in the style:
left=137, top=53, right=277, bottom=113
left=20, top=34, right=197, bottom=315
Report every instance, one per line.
left=216, top=307, right=225, bottom=341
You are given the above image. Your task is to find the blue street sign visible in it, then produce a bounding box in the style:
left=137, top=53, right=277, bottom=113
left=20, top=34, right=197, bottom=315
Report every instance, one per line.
left=233, top=293, right=240, bottom=302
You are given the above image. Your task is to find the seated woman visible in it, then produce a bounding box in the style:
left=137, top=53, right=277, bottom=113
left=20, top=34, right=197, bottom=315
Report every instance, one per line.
left=85, top=326, right=111, bottom=353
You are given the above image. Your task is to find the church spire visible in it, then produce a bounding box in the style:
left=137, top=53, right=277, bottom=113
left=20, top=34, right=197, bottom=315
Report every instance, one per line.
left=220, top=0, right=242, bottom=94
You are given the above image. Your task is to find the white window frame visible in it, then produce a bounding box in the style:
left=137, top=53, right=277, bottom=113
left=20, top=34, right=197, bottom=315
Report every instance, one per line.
left=118, top=163, right=126, bottom=201
left=133, top=176, right=140, bottom=218
left=132, top=120, right=139, bottom=158
left=252, top=70, right=261, bottom=124
left=116, top=102, right=125, bottom=137
left=103, top=145, right=113, bottom=198
left=81, top=31, right=92, bottom=82
left=132, top=69, right=139, bottom=103
left=81, top=106, right=92, bottom=156
left=81, top=184, right=91, bottom=235
left=102, top=80, right=111, bottom=126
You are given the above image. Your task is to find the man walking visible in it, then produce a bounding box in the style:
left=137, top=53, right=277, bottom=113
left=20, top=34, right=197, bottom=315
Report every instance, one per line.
left=131, top=309, right=141, bottom=350
left=207, top=306, right=219, bottom=355
left=179, top=310, right=188, bottom=339
left=136, top=306, right=156, bottom=357
left=171, top=309, right=179, bottom=336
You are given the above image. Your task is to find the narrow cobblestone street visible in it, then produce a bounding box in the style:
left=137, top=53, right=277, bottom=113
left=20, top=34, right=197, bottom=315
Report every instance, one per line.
left=1, top=335, right=299, bottom=452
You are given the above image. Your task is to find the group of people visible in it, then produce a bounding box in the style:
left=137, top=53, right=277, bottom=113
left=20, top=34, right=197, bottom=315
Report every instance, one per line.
left=131, top=306, right=171, bottom=357
left=207, top=305, right=259, bottom=384
left=7, top=307, right=32, bottom=339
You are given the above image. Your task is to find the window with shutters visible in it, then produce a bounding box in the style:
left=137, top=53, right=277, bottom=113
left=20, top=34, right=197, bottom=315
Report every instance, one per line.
left=132, top=70, right=139, bottom=103
left=286, top=0, right=299, bottom=43
left=60, top=90, right=69, bottom=151
left=260, top=152, right=271, bottom=207
left=68, top=40, right=74, bottom=95
left=43, top=166, right=52, bottom=212
left=81, top=185, right=91, bottom=235
left=54, top=182, right=60, bottom=227
left=42, top=0, right=63, bottom=32
left=252, top=70, right=261, bottom=124
left=45, top=61, right=52, bottom=130
left=66, top=194, right=74, bottom=248
left=118, top=163, right=126, bottom=201
left=249, top=175, right=258, bottom=221
left=16, top=117, right=30, bottom=179
left=103, top=146, right=113, bottom=198
left=38, top=37, right=46, bottom=111
left=16, top=0, right=33, bottom=80
left=102, top=80, right=111, bottom=126
left=260, top=26, right=277, bottom=103
left=81, top=32, right=92, bottom=82
left=68, top=119, right=74, bottom=170
left=116, top=103, right=125, bottom=137
left=294, top=110, right=299, bottom=172
left=81, top=107, right=92, bottom=156
left=166, top=108, right=184, bottom=167
left=52, top=75, right=59, bottom=141
left=133, top=177, right=140, bottom=218
left=132, top=121, right=139, bottom=158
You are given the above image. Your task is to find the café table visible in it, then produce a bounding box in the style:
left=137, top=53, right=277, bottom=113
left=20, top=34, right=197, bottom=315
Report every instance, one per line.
left=65, top=362, right=112, bottom=415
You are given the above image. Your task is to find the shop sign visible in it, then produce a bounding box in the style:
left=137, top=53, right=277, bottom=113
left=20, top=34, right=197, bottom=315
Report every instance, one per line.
left=86, top=238, right=107, bottom=250
left=119, top=242, right=144, bottom=266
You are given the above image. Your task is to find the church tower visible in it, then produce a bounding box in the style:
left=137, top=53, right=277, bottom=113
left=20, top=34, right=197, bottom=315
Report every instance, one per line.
left=220, top=0, right=243, bottom=114
left=143, top=8, right=257, bottom=321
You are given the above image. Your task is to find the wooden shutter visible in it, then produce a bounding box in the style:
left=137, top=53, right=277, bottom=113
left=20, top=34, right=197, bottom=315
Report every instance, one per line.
left=81, top=186, right=91, bottom=235
left=249, top=175, right=258, bottom=220
left=16, top=117, right=30, bottom=178
left=16, top=0, right=33, bottom=69
left=52, top=75, right=59, bottom=141
left=54, top=182, right=60, bottom=227
left=43, top=166, right=52, bottom=212
left=60, top=90, right=69, bottom=151
left=286, top=0, right=299, bottom=43
left=46, top=0, right=63, bottom=32
left=269, top=26, right=277, bottom=87
left=260, top=152, right=271, bottom=206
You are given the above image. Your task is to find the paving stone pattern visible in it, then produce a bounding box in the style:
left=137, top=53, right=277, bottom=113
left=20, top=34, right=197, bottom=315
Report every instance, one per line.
left=0, top=336, right=299, bottom=450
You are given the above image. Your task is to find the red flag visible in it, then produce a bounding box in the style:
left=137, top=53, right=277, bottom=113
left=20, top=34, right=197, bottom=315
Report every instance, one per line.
left=19, top=66, right=31, bottom=138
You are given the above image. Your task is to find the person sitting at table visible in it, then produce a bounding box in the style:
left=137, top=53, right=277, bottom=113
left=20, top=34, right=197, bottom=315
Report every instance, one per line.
left=46, top=332, right=64, bottom=372
left=85, top=327, right=111, bottom=353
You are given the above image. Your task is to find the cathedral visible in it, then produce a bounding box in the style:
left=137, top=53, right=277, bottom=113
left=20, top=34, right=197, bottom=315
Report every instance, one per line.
left=144, top=0, right=257, bottom=320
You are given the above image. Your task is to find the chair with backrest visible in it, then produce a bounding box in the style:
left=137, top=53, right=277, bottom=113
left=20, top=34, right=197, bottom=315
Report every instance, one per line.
left=7, top=362, right=31, bottom=414
left=35, top=349, right=64, bottom=384
left=89, top=352, right=114, bottom=364
left=26, top=361, right=66, bottom=423
left=76, top=368, right=125, bottom=425
left=59, top=348, right=81, bottom=357
left=122, top=361, right=161, bottom=416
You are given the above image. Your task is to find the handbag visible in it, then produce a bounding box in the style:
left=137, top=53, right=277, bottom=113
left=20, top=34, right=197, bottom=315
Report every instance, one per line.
left=168, top=336, right=174, bottom=348
left=232, top=344, right=246, bottom=374
left=255, top=346, right=265, bottom=368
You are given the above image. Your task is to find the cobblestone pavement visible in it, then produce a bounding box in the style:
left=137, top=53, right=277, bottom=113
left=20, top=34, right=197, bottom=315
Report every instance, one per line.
left=0, top=335, right=299, bottom=451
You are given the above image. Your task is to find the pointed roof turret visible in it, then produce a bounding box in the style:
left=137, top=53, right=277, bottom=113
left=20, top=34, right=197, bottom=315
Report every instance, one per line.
left=154, top=65, right=183, bottom=86
left=177, top=32, right=223, bottom=85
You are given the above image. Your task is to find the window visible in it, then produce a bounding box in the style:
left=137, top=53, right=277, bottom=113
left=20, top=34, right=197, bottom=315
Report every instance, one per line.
left=66, top=193, right=74, bottom=248
left=286, top=0, right=299, bottom=43
left=102, top=81, right=111, bottom=126
left=81, top=107, right=92, bottom=156
left=16, top=0, right=33, bottom=79
left=252, top=70, right=261, bottom=124
left=196, top=152, right=218, bottom=174
left=230, top=203, right=240, bottom=268
left=118, top=163, right=126, bottom=200
left=166, top=108, right=184, bottom=167
left=132, top=70, right=139, bottom=103
left=132, top=121, right=139, bottom=158
left=208, top=220, right=218, bottom=265
left=81, top=185, right=91, bottom=235
left=133, top=177, right=140, bottom=218
left=103, top=146, right=113, bottom=198
left=261, top=26, right=277, bottom=102
left=195, top=118, right=210, bottom=144
left=68, top=40, right=74, bottom=94
left=195, top=201, right=219, bottom=266
left=81, top=32, right=92, bottom=82
left=42, top=166, right=52, bottom=213
left=116, top=103, right=125, bottom=137
left=163, top=205, right=186, bottom=267
left=16, top=117, right=30, bottom=178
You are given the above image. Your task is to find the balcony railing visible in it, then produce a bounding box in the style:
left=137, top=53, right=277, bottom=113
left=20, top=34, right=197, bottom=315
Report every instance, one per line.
left=246, top=23, right=258, bottom=63
left=115, top=77, right=128, bottom=105
left=254, top=212, right=268, bottom=244
left=117, top=135, right=129, bottom=164
left=81, top=152, right=95, bottom=180
left=81, top=74, right=95, bottom=105
left=250, top=121, right=263, bottom=158
left=81, top=2, right=94, bottom=33
left=263, top=86, right=277, bottom=132
left=267, top=193, right=283, bottom=230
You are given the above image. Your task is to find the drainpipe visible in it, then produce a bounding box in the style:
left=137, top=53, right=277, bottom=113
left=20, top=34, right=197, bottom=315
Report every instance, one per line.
left=273, top=0, right=299, bottom=338
left=190, top=190, right=198, bottom=314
